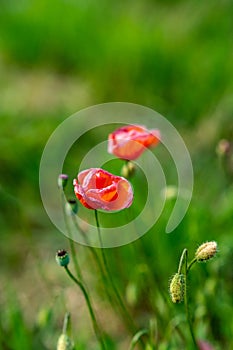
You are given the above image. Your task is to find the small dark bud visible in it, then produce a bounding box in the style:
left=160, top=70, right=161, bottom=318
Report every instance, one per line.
left=58, top=174, right=69, bottom=189
left=56, top=249, right=70, bottom=267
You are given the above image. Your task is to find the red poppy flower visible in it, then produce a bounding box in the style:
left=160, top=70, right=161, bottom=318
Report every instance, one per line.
left=73, top=168, right=133, bottom=211
left=108, top=125, right=160, bottom=160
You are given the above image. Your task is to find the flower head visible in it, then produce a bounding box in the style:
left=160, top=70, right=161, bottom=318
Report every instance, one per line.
left=57, top=334, right=73, bottom=350
left=56, top=249, right=70, bottom=267
left=73, top=168, right=133, bottom=211
left=108, top=124, right=160, bottom=160
left=169, top=273, right=185, bottom=303
left=195, top=241, right=218, bottom=262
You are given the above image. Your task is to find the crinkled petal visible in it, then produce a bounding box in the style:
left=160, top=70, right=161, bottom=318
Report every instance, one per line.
left=73, top=168, right=133, bottom=211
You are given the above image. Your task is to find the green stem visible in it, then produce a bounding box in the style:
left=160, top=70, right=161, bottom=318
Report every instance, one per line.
left=128, top=329, right=149, bottom=350
left=64, top=266, right=106, bottom=350
left=62, top=312, right=70, bottom=334
left=60, top=190, right=82, bottom=280
left=72, top=215, right=116, bottom=309
left=183, top=250, right=198, bottom=349
left=127, top=205, right=175, bottom=333
left=178, top=248, right=188, bottom=275
left=72, top=216, right=106, bottom=280
left=94, top=210, right=137, bottom=335
left=187, top=258, right=197, bottom=274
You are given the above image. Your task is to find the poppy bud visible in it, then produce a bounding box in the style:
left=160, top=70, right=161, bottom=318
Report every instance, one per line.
left=57, top=334, right=73, bottom=350
left=56, top=250, right=70, bottom=267
left=195, top=241, right=218, bottom=262
left=58, top=174, right=69, bottom=189
left=169, top=273, right=185, bottom=303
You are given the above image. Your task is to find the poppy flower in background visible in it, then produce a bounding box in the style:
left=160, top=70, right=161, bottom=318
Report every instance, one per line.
left=73, top=168, right=133, bottom=211
left=108, top=124, right=160, bottom=160
left=197, top=340, right=215, bottom=350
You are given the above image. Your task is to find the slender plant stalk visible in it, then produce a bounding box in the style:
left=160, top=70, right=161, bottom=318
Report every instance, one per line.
left=124, top=165, right=186, bottom=344
left=126, top=202, right=169, bottom=305
left=128, top=329, right=149, bottom=350
left=62, top=312, right=69, bottom=333
left=72, top=216, right=107, bottom=281
left=60, top=190, right=82, bottom=280
left=181, top=249, right=198, bottom=349
left=64, top=265, right=106, bottom=350
left=127, top=205, right=179, bottom=329
left=72, top=215, right=121, bottom=313
left=94, top=210, right=138, bottom=335
left=177, top=248, right=187, bottom=275
left=187, top=258, right=197, bottom=274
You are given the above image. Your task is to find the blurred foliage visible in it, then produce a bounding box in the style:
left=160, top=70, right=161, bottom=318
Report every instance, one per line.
left=0, top=0, right=233, bottom=124
left=0, top=0, right=233, bottom=349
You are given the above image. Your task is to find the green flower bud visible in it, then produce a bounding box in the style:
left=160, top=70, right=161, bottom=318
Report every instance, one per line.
left=195, top=241, right=218, bottom=262
left=58, top=174, right=69, bottom=189
left=56, top=250, right=70, bottom=267
left=169, top=273, right=185, bottom=303
left=57, top=334, right=73, bottom=350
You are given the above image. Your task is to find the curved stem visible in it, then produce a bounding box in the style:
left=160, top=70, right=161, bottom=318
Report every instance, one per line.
left=187, top=258, right=197, bottom=274
left=64, top=266, right=106, bottom=350
left=183, top=250, right=198, bottom=349
left=178, top=248, right=188, bottom=275
left=128, top=329, right=149, bottom=350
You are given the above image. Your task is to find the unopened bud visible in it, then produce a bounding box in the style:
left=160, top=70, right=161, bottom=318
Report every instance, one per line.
left=195, top=241, right=217, bottom=262
left=169, top=273, right=185, bottom=303
left=121, top=161, right=136, bottom=178
left=58, top=174, right=69, bottom=189
left=56, top=250, right=70, bottom=267
left=65, top=199, right=78, bottom=216
left=57, top=334, right=73, bottom=350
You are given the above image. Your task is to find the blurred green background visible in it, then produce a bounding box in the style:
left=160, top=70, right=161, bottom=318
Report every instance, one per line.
left=0, top=0, right=233, bottom=349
